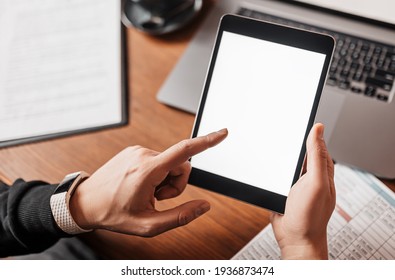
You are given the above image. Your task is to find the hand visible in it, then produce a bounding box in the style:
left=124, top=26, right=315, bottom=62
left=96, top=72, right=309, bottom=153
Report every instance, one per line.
left=271, top=123, right=336, bottom=259
left=69, top=129, right=228, bottom=237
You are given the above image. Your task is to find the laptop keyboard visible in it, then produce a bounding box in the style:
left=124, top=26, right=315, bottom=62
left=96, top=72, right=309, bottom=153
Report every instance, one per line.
left=238, top=8, right=395, bottom=102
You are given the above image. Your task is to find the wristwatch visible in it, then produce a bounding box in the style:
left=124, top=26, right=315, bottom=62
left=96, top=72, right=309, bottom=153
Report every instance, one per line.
left=50, top=171, right=92, bottom=235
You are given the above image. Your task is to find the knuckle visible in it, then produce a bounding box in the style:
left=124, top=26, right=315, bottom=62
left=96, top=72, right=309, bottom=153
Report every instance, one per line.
left=178, top=211, right=193, bottom=226
left=204, top=134, right=213, bottom=148
left=185, top=161, right=192, bottom=173
left=133, top=147, right=152, bottom=160
left=137, top=148, right=149, bottom=157
left=315, top=142, right=328, bottom=159
left=177, top=139, right=193, bottom=153
left=131, top=145, right=143, bottom=151
left=138, top=222, right=159, bottom=238
left=123, top=145, right=141, bottom=155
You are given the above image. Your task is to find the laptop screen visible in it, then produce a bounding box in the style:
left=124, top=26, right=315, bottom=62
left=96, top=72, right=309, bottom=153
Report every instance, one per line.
left=295, top=0, right=395, bottom=25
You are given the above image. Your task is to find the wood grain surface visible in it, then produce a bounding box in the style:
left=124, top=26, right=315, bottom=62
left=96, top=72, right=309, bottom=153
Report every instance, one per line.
left=0, top=0, right=393, bottom=259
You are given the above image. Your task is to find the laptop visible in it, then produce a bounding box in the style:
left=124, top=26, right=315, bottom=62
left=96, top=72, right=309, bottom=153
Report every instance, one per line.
left=157, top=0, right=395, bottom=179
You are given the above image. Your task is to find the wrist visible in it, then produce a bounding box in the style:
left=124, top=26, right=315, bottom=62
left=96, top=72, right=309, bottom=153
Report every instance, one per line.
left=69, top=178, right=96, bottom=230
left=50, top=172, right=93, bottom=234
left=279, top=236, right=329, bottom=260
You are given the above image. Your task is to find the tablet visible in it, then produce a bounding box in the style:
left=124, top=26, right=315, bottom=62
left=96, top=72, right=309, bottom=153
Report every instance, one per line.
left=188, top=14, right=334, bottom=213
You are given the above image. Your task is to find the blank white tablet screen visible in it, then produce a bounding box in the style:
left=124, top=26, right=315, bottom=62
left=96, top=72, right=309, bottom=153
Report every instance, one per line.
left=191, top=31, right=326, bottom=196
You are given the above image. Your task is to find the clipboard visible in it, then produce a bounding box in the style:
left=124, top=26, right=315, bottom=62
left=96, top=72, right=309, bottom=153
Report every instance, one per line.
left=0, top=0, right=128, bottom=148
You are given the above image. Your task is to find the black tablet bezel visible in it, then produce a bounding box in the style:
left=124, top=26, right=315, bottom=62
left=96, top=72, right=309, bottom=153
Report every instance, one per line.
left=188, top=14, right=334, bottom=213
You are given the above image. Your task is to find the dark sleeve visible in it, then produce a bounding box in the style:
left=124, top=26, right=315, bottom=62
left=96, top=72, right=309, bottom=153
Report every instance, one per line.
left=0, top=179, right=70, bottom=257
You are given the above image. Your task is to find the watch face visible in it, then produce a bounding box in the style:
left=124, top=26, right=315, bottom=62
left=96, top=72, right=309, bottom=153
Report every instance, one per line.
left=54, top=172, right=81, bottom=194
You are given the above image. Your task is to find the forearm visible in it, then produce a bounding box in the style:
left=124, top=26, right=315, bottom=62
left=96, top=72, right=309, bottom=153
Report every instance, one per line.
left=0, top=179, right=69, bottom=257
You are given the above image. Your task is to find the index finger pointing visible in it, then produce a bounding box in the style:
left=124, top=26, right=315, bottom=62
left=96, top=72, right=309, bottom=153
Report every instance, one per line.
left=156, top=129, right=228, bottom=169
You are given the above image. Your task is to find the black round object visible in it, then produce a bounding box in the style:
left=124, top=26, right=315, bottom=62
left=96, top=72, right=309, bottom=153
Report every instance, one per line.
left=122, top=0, right=203, bottom=35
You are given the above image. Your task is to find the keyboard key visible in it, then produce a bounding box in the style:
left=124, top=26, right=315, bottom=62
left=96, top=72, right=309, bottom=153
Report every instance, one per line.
left=237, top=7, right=395, bottom=103
left=361, top=44, right=370, bottom=51
left=374, top=46, right=382, bottom=55
left=363, top=65, right=373, bottom=75
left=339, top=58, right=347, bottom=66
left=330, top=65, right=338, bottom=73
left=375, top=69, right=395, bottom=82
left=353, top=72, right=364, bottom=82
left=339, top=80, right=350, bottom=90
left=340, top=49, right=348, bottom=57
left=366, top=77, right=392, bottom=91
left=386, top=51, right=395, bottom=61
left=351, top=52, right=360, bottom=61
left=365, top=86, right=376, bottom=97
left=376, top=58, right=386, bottom=68
left=350, top=62, right=359, bottom=70
left=364, top=56, right=373, bottom=64
left=351, top=87, right=363, bottom=94
left=377, top=94, right=389, bottom=101
left=340, top=69, right=350, bottom=78
left=327, top=77, right=338, bottom=86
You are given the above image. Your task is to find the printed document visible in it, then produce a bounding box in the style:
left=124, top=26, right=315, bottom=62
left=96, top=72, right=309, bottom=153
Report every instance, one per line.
left=0, top=0, right=124, bottom=144
left=233, top=164, right=395, bottom=260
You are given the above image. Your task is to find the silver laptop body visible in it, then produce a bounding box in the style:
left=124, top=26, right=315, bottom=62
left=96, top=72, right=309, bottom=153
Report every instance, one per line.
left=157, top=0, right=395, bottom=178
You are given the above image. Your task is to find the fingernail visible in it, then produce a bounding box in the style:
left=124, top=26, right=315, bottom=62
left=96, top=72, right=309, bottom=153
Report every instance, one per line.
left=216, top=128, right=228, bottom=135
left=195, top=202, right=211, bottom=217
left=318, top=124, right=324, bottom=139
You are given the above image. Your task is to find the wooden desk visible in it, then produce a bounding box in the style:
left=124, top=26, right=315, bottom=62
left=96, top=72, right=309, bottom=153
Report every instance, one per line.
left=0, top=0, right=394, bottom=259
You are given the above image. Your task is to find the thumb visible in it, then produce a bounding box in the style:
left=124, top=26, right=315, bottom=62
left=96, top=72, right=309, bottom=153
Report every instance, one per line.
left=306, top=123, right=328, bottom=179
left=270, top=212, right=281, bottom=228
left=138, top=200, right=210, bottom=237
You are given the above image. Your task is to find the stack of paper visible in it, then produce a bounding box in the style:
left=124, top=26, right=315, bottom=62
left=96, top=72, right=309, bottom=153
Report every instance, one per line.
left=0, top=0, right=126, bottom=147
